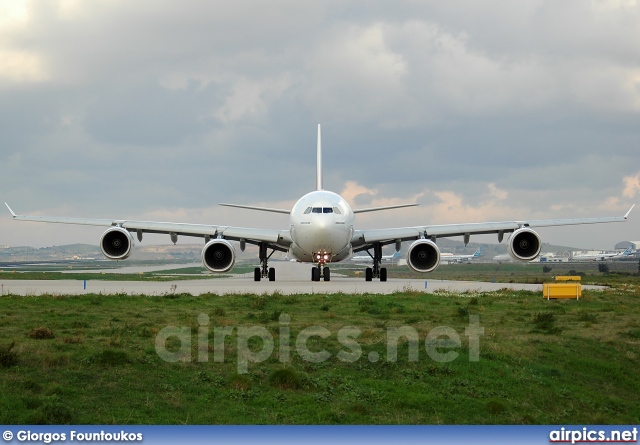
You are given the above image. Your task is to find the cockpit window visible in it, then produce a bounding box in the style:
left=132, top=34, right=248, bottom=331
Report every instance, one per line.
left=309, top=207, right=335, bottom=214
left=333, top=207, right=342, bottom=214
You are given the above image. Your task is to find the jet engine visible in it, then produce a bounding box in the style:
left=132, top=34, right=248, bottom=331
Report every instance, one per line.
left=202, top=239, right=235, bottom=273
left=100, top=227, right=134, bottom=260
left=508, top=227, right=542, bottom=261
left=407, top=239, right=441, bottom=273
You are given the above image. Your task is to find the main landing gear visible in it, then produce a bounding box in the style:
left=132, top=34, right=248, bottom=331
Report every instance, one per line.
left=254, top=243, right=277, bottom=282
left=363, top=243, right=388, bottom=282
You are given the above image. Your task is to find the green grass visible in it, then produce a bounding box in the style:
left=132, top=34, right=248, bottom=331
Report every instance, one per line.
left=343, top=261, right=640, bottom=286
left=0, top=283, right=639, bottom=424
left=3, top=260, right=639, bottom=285
left=0, top=264, right=258, bottom=281
left=0, top=270, right=215, bottom=282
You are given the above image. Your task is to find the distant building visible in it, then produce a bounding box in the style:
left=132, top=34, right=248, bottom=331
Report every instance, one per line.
left=615, top=241, right=639, bottom=251
left=538, top=256, right=569, bottom=263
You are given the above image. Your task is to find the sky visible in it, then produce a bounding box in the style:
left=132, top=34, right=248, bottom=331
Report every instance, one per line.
left=1, top=0, right=639, bottom=250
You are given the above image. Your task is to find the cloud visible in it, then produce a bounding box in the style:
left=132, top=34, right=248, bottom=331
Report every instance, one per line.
left=623, top=172, right=640, bottom=198
left=340, top=181, right=378, bottom=206
left=0, top=50, right=48, bottom=83
left=302, top=22, right=408, bottom=124
left=0, top=1, right=29, bottom=29
left=83, top=81, right=220, bottom=146
left=427, top=183, right=514, bottom=224
left=1, top=0, right=639, bottom=250
left=487, top=183, right=508, bottom=201
left=216, top=75, right=292, bottom=123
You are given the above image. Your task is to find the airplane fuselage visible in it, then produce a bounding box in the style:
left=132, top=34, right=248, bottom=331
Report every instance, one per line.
left=288, top=190, right=354, bottom=264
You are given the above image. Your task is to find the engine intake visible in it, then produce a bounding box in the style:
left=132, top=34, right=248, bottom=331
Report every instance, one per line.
left=508, top=227, right=542, bottom=261
left=407, top=239, right=441, bottom=273
left=202, top=239, right=235, bottom=273
left=100, top=227, right=134, bottom=260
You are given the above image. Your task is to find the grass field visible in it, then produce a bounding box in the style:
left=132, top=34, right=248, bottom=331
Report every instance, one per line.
left=0, top=265, right=257, bottom=282
left=1, top=260, right=637, bottom=284
left=0, top=263, right=639, bottom=424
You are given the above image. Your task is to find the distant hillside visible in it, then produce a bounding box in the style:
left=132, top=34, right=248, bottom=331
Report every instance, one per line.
left=0, top=243, right=201, bottom=262
left=0, top=244, right=102, bottom=262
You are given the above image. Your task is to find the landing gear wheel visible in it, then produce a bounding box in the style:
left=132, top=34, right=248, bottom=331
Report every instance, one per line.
left=257, top=242, right=278, bottom=282
left=364, top=243, right=388, bottom=281
left=323, top=267, right=331, bottom=282
left=311, top=267, right=321, bottom=282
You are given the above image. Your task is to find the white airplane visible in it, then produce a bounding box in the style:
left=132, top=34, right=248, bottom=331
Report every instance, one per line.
left=4, top=125, right=635, bottom=283
left=492, top=253, right=513, bottom=263
left=441, top=247, right=483, bottom=263
left=571, top=246, right=633, bottom=262
left=351, top=251, right=402, bottom=264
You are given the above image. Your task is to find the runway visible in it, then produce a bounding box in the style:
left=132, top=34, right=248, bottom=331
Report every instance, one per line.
left=0, top=262, right=605, bottom=296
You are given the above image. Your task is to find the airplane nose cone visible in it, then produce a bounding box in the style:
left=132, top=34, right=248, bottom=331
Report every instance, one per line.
left=311, top=222, right=331, bottom=244
left=315, top=219, right=330, bottom=231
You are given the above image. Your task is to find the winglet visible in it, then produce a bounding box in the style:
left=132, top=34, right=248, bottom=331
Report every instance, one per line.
left=624, top=204, right=635, bottom=219
left=5, top=203, right=16, bottom=218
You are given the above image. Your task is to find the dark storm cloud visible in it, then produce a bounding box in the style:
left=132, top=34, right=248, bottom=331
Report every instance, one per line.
left=84, top=80, right=222, bottom=146
left=0, top=86, right=60, bottom=151
left=1, top=0, right=639, bottom=248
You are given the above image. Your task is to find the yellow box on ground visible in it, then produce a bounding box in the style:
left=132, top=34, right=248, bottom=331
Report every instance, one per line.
left=543, top=283, right=582, bottom=299
left=555, top=276, right=582, bottom=281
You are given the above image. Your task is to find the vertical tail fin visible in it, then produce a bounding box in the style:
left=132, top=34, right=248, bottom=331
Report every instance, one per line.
left=316, top=124, right=323, bottom=191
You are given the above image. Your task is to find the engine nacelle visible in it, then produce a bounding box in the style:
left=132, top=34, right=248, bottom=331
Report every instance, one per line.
left=100, top=227, right=134, bottom=260
left=508, top=227, right=542, bottom=262
left=202, top=239, right=235, bottom=273
left=407, top=239, right=441, bottom=273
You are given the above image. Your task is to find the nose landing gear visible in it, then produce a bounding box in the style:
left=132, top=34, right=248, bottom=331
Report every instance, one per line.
left=311, top=250, right=331, bottom=281
left=311, top=266, right=331, bottom=282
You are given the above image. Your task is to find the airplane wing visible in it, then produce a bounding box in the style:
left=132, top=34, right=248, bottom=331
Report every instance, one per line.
left=351, top=205, right=635, bottom=250
left=5, top=203, right=292, bottom=248
left=353, top=203, right=419, bottom=214
left=218, top=203, right=291, bottom=214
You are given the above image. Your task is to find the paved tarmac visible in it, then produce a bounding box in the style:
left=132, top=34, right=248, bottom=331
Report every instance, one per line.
left=0, top=262, right=605, bottom=296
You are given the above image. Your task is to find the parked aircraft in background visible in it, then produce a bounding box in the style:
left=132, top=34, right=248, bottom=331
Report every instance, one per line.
left=492, top=253, right=513, bottom=263
left=571, top=246, right=633, bottom=262
left=5, top=126, right=635, bottom=283
left=351, top=251, right=401, bottom=264
left=441, top=247, right=482, bottom=263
